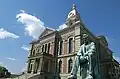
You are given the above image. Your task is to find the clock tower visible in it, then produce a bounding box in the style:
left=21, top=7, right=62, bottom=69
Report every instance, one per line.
left=66, top=4, right=82, bottom=26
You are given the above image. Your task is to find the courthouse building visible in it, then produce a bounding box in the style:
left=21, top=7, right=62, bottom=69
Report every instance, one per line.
left=27, top=4, right=120, bottom=79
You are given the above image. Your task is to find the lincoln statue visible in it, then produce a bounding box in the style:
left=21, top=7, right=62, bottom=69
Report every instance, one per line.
left=68, top=34, right=96, bottom=79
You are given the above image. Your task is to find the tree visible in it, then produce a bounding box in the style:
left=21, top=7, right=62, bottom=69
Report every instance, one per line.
left=0, top=66, right=11, bottom=78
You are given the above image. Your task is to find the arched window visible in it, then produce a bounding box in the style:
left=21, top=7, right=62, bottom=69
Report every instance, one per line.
left=37, top=48, right=40, bottom=53
left=68, top=59, right=73, bottom=73
left=28, top=60, right=34, bottom=73
left=28, top=60, right=32, bottom=73
left=69, top=38, right=73, bottom=53
left=47, top=43, right=50, bottom=54
left=35, top=58, right=40, bottom=73
left=29, top=62, right=33, bottom=73
left=33, top=50, right=35, bottom=56
left=42, top=45, right=44, bottom=52
left=45, top=44, right=47, bottom=53
left=58, top=60, right=62, bottom=73
left=59, top=41, right=63, bottom=55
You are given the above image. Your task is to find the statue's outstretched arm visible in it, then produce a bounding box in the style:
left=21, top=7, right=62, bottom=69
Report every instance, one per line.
left=89, top=42, right=96, bottom=54
left=86, top=42, right=96, bottom=56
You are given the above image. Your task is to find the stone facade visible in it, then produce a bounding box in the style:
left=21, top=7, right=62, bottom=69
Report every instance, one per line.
left=27, top=4, right=120, bottom=79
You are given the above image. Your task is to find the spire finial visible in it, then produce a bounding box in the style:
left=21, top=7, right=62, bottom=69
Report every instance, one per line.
left=72, top=4, right=76, bottom=10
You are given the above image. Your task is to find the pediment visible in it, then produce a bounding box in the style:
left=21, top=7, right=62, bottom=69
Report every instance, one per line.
left=39, top=27, right=55, bottom=38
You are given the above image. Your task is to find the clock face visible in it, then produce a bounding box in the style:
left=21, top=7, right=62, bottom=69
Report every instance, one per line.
left=68, top=12, right=74, bottom=18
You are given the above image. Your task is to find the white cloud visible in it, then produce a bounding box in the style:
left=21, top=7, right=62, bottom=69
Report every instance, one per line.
left=57, top=24, right=68, bottom=31
left=113, top=55, right=120, bottom=63
left=16, top=10, right=45, bottom=39
left=6, top=57, right=16, bottom=61
left=21, top=45, right=30, bottom=51
left=0, top=28, right=19, bottom=39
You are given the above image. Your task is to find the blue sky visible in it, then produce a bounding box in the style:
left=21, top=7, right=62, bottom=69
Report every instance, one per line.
left=0, top=0, right=120, bottom=73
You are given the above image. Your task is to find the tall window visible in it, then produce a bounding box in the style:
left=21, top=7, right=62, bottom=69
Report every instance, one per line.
left=59, top=41, right=63, bottom=55
left=28, top=60, right=32, bottom=73
left=45, top=44, right=47, bottom=53
left=47, top=43, right=50, bottom=54
left=30, top=44, right=34, bottom=56
left=34, top=59, right=37, bottom=73
left=33, top=50, right=35, bottom=56
left=37, top=48, right=40, bottom=53
left=28, top=60, right=33, bottom=73
left=29, top=63, right=33, bottom=73
left=34, top=58, right=40, bottom=73
left=58, top=60, right=62, bottom=73
left=68, top=59, right=73, bottom=73
left=42, top=45, right=44, bottom=52
left=69, top=38, right=73, bottom=53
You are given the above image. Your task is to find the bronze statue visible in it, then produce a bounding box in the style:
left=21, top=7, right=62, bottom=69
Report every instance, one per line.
left=68, top=34, right=96, bottom=79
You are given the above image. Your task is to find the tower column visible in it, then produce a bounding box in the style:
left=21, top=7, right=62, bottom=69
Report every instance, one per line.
left=37, top=58, right=42, bottom=73
left=32, top=59, right=36, bottom=73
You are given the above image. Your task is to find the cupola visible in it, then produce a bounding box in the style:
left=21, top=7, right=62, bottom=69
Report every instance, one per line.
left=66, top=4, right=82, bottom=26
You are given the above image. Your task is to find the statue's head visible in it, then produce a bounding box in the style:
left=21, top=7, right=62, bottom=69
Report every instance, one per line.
left=82, top=34, right=89, bottom=45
